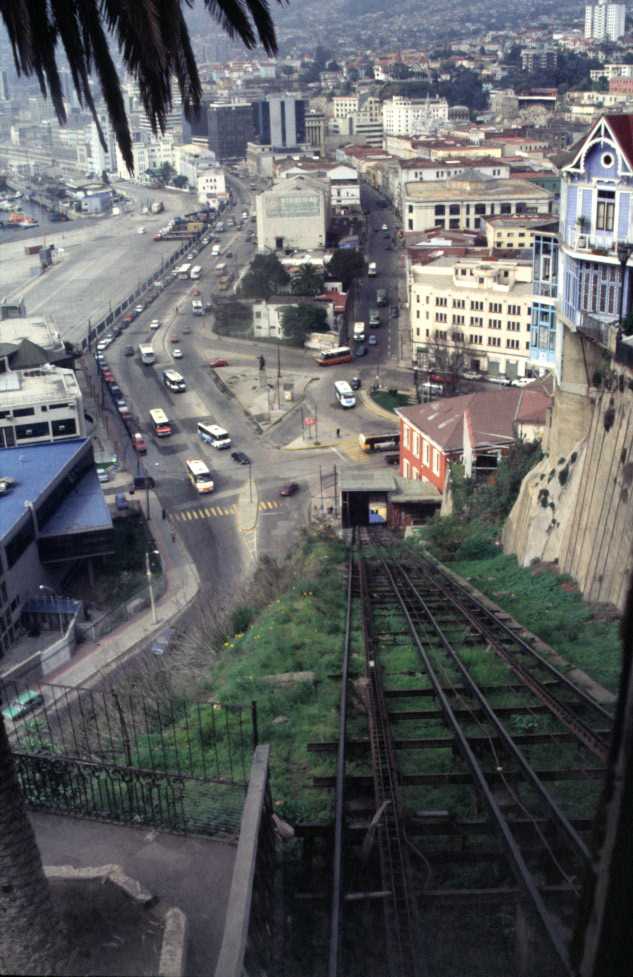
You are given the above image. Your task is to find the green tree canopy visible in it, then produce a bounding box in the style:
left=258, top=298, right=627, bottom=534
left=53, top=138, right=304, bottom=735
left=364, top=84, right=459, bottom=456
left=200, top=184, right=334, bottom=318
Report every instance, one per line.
left=282, top=304, right=329, bottom=345
left=291, top=265, right=326, bottom=296
left=213, top=299, right=252, bottom=335
left=240, top=254, right=290, bottom=299
left=326, top=249, right=366, bottom=290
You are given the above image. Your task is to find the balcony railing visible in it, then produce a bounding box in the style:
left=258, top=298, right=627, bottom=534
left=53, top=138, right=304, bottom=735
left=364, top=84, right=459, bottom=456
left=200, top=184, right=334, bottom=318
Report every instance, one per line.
left=577, top=312, right=618, bottom=350
left=569, top=230, right=633, bottom=255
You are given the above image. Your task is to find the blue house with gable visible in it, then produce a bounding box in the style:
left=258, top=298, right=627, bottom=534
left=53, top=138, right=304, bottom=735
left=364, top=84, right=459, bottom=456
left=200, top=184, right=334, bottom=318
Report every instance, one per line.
left=559, top=114, right=633, bottom=343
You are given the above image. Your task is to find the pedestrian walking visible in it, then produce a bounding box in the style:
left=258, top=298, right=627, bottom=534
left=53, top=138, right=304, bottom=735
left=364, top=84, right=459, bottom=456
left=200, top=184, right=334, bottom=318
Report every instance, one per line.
left=336, top=427, right=341, bottom=438
left=162, top=507, right=167, bottom=520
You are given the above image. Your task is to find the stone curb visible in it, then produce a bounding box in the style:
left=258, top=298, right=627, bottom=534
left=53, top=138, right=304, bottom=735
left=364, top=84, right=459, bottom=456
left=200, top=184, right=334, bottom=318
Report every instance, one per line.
left=358, top=388, right=399, bottom=421
left=158, top=907, right=188, bottom=977
left=44, top=864, right=157, bottom=906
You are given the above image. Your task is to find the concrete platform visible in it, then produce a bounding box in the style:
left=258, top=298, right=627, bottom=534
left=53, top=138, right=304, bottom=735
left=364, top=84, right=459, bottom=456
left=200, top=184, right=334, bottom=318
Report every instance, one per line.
left=32, top=812, right=236, bottom=977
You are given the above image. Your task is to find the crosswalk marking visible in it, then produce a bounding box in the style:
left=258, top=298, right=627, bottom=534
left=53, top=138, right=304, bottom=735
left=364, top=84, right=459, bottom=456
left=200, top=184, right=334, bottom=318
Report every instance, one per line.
left=173, top=503, right=238, bottom=523
left=259, top=500, right=280, bottom=511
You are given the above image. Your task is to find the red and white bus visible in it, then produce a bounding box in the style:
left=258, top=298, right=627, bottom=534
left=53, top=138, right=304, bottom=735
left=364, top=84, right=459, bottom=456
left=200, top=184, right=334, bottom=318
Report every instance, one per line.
left=149, top=408, right=172, bottom=437
left=317, top=346, right=353, bottom=366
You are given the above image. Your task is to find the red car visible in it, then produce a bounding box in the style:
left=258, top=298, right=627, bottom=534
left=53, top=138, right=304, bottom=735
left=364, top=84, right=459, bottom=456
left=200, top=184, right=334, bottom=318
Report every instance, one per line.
left=132, top=432, right=147, bottom=453
left=102, top=371, right=114, bottom=383
left=209, top=358, right=229, bottom=368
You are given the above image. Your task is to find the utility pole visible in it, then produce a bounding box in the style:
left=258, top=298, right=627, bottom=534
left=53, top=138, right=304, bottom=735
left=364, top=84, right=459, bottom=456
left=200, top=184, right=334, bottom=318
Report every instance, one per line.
left=276, top=342, right=282, bottom=409
left=145, top=550, right=157, bottom=624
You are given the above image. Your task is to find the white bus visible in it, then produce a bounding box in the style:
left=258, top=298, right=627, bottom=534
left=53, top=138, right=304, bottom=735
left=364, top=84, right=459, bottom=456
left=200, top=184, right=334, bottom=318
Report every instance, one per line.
left=138, top=344, right=155, bottom=365
left=190, top=265, right=202, bottom=280
left=149, top=408, right=172, bottom=437
left=177, top=263, right=192, bottom=279
left=334, top=380, right=356, bottom=408
left=186, top=458, right=214, bottom=494
left=197, top=422, right=232, bottom=449
left=162, top=369, right=187, bottom=393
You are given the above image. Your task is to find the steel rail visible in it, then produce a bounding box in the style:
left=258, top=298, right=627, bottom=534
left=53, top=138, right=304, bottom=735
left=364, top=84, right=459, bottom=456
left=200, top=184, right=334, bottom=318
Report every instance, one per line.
left=379, top=559, right=575, bottom=976
left=422, top=556, right=613, bottom=723
left=394, top=562, right=592, bottom=864
left=327, top=535, right=356, bottom=977
left=358, top=557, right=419, bottom=977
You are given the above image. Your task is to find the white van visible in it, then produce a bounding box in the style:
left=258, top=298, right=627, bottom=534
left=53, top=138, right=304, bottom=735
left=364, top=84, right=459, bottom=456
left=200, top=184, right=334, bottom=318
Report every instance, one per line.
left=368, top=261, right=377, bottom=277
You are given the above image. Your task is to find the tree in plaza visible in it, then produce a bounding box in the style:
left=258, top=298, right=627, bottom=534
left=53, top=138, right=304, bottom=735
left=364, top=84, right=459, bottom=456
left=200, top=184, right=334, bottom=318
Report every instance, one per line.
left=415, top=332, right=468, bottom=397
left=0, top=714, right=68, bottom=975
left=325, top=248, right=366, bottom=291
left=290, top=265, right=325, bottom=296
left=172, top=175, right=189, bottom=189
left=240, top=254, right=290, bottom=299
left=282, top=304, right=329, bottom=346
left=1, top=0, right=280, bottom=173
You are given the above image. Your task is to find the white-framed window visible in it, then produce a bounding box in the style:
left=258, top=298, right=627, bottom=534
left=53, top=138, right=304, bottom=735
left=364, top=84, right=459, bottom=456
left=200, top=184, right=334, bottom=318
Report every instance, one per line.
left=403, top=458, right=411, bottom=479
left=413, top=432, right=420, bottom=457
left=412, top=467, right=420, bottom=480
left=423, top=440, right=430, bottom=466
left=403, top=425, right=410, bottom=449
left=432, top=448, right=440, bottom=476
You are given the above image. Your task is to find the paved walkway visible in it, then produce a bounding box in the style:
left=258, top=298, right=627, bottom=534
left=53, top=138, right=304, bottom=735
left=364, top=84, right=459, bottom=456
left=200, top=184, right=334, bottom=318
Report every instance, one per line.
left=32, top=812, right=236, bottom=977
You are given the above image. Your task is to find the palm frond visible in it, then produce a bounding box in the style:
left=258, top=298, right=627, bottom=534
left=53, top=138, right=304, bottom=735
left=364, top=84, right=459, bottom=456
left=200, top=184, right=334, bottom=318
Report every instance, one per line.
left=0, top=0, right=283, bottom=173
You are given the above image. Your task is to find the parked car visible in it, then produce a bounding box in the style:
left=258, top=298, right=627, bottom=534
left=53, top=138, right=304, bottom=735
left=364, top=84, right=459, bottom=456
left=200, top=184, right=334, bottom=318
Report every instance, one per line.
left=153, top=280, right=164, bottom=288
left=350, top=377, right=362, bottom=390
left=122, top=312, right=135, bottom=325
left=368, top=335, right=378, bottom=346
left=354, top=345, right=367, bottom=358
left=280, top=482, right=299, bottom=497
left=391, top=305, right=399, bottom=318
left=172, top=348, right=183, bottom=359
left=134, top=304, right=144, bottom=314
left=231, top=451, right=250, bottom=465
left=132, top=432, right=147, bottom=453
left=170, top=336, right=179, bottom=343
left=124, top=345, right=134, bottom=356
left=101, top=370, right=114, bottom=383
left=150, top=627, right=175, bottom=656
left=209, top=358, right=229, bottom=367
left=381, top=223, right=388, bottom=231
left=109, top=384, right=122, bottom=397
left=2, top=689, right=45, bottom=722
left=97, top=469, right=110, bottom=484
left=115, top=492, right=129, bottom=510
left=150, top=319, right=161, bottom=331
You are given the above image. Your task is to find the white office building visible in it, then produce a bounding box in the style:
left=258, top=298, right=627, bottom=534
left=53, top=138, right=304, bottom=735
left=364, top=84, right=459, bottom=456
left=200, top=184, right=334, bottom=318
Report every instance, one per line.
left=584, top=0, right=626, bottom=42
left=256, top=175, right=330, bottom=252
left=0, top=367, right=85, bottom=449
left=383, top=96, right=449, bottom=137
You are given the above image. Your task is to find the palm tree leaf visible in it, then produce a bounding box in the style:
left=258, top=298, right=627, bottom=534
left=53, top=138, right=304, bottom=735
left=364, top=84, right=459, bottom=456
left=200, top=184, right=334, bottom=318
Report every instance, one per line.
left=0, top=0, right=284, bottom=171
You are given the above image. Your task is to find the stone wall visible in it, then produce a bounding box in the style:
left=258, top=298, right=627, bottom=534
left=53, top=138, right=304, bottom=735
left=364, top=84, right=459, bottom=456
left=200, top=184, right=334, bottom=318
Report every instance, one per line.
left=504, top=335, right=633, bottom=611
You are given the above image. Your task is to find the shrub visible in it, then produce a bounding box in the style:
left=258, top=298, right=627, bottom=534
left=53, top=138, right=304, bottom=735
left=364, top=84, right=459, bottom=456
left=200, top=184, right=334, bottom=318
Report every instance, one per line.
left=455, top=526, right=499, bottom=561
left=231, top=605, right=255, bottom=634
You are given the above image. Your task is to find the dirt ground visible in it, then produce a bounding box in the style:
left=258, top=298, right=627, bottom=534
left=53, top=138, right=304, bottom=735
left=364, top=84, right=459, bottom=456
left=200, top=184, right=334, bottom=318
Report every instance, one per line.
left=50, top=878, right=164, bottom=976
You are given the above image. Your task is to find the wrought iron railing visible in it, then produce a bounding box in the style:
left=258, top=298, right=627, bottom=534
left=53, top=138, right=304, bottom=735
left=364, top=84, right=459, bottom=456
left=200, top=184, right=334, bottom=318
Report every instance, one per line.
left=3, top=679, right=255, bottom=838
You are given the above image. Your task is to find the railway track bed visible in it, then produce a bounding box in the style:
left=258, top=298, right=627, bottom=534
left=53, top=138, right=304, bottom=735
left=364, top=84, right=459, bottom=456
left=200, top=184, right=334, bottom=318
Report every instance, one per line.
left=308, top=527, right=614, bottom=977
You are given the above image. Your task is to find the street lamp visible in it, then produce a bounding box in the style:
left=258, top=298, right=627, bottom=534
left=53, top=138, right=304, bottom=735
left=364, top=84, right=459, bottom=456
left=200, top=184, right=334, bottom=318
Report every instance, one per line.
left=145, top=549, right=160, bottom=625
left=39, top=585, right=64, bottom=637
left=617, top=242, right=633, bottom=326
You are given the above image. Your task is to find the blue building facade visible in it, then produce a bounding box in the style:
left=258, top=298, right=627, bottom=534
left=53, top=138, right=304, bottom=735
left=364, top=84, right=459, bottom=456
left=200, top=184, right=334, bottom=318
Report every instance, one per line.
left=530, top=225, right=560, bottom=372
left=559, top=115, right=633, bottom=340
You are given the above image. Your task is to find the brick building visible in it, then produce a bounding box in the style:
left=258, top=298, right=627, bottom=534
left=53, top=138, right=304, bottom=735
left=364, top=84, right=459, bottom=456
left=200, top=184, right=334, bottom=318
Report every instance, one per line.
left=396, top=387, right=551, bottom=492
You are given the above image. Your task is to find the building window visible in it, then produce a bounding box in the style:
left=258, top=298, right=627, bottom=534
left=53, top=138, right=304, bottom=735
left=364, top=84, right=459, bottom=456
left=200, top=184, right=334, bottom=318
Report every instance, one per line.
left=51, top=419, right=77, bottom=437
left=15, top=421, right=50, bottom=440
left=449, top=204, right=460, bottom=215
left=500, top=203, right=511, bottom=215
left=403, top=425, right=410, bottom=449
left=435, top=297, right=447, bottom=307
left=13, top=407, right=35, bottom=418
left=434, top=204, right=446, bottom=216
left=475, top=204, right=485, bottom=216
left=596, top=190, right=615, bottom=232
left=601, top=152, right=614, bottom=168
left=432, top=448, right=440, bottom=476
left=413, top=432, right=420, bottom=457
left=436, top=313, right=447, bottom=324
left=403, top=458, right=411, bottom=479
left=449, top=218, right=460, bottom=229
left=423, top=440, right=430, bottom=466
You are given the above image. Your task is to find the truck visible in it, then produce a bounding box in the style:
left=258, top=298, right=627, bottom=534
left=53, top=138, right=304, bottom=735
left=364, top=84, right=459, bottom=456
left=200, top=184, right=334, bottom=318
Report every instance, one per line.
left=138, top=344, right=155, bottom=365
left=353, top=321, right=366, bottom=343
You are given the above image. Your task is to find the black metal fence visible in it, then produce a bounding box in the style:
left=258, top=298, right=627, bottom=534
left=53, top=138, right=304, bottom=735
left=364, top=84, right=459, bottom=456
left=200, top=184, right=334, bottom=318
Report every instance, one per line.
left=4, top=679, right=255, bottom=837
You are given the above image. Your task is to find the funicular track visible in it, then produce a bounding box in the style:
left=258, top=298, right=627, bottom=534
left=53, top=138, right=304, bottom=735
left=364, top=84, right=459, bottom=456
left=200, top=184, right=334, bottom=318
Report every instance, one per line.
left=322, top=527, right=614, bottom=977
